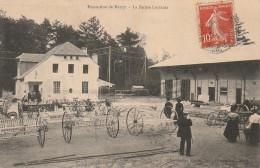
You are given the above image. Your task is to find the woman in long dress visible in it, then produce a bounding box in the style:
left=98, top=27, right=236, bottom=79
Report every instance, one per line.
left=247, top=106, right=260, bottom=145
left=224, top=105, right=240, bottom=143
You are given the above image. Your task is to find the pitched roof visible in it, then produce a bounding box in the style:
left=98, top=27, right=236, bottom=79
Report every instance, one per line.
left=16, top=53, right=46, bottom=62
left=98, top=79, right=114, bottom=87
left=15, top=42, right=97, bottom=80
left=150, top=45, right=260, bottom=68
left=46, top=42, right=87, bottom=56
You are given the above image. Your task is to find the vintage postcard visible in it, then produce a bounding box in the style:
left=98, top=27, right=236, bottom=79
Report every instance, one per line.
left=0, top=0, right=259, bottom=167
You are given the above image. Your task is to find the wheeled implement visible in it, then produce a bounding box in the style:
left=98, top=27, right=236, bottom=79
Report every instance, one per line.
left=0, top=116, right=46, bottom=147
left=61, top=108, right=119, bottom=143
left=126, top=107, right=178, bottom=136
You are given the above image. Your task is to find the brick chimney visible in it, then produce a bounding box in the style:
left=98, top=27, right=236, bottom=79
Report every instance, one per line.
left=81, top=47, right=88, bottom=55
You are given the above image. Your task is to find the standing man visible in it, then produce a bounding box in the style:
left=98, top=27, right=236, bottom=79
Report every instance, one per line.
left=177, top=112, right=192, bottom=156
left=164, top=97, right=173, bottom=119
left=175, top=97, right=184, bottom=118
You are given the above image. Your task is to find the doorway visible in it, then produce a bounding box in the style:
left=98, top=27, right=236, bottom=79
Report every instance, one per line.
left=181, top=80, right=190, bottom=100
left=236, top=88, right=242, bottom=104
left=165, top=80, right=173, bottom=98
left=208, top=87, right=215, bottom=102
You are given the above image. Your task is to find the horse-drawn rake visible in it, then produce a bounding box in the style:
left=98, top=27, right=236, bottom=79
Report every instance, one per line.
left=125, top=108, right=178, bottom=136
left=0, top=116, right=46, bottom=147
left=61, top=108, right=119, bottom=143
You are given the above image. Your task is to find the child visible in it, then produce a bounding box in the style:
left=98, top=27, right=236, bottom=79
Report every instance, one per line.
left=177, top=112, right=192, bottom=156
left=164, top=97, right=173, bottom=119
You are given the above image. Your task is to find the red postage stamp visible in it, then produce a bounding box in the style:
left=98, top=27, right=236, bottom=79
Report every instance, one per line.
left=197, top=1, right=235, bottom=48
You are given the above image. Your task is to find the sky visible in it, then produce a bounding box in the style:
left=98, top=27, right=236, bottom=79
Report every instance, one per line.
left=0, top=0, right=259, bottom=61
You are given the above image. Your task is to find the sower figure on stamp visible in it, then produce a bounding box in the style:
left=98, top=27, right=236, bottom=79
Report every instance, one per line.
left=164, top=97, right=173, bottom=119
left=177, top=112, right=192, bottom=156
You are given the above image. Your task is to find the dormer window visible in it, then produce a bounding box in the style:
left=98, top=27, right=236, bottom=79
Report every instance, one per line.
left=76, top=56, right=79, bottom=60
left=64, top=56, right=67, bottom=59
left=70, top=56, right=73, bottom=60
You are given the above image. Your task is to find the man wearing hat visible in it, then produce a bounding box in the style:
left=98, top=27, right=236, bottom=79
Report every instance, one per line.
left=175, top=97, right=184, bottom=118
left=177, top=112, right=192, bottom=156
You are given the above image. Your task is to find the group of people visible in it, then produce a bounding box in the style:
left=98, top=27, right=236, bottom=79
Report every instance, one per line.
left=224, top=104, right=260, bottom=145
left=164, top=97, right=260, bottom=157
left=22, top=91, right=42, bottom=103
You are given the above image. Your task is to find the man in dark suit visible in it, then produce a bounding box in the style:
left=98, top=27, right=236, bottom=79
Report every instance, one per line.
left=177, top=112, right=192, bottom=156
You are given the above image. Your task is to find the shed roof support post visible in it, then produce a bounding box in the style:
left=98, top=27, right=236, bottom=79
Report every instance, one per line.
left=172, top=71, right=178, bottom=98
left=211, top=67, right=219, bottom=102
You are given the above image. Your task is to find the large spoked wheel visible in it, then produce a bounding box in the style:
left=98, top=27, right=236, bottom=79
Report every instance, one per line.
left=36, top=117, right=46, bottom=148
left=126, top=108, right=144, bottom=136
left=207, top=112, right=216, bottom=126
left=62, top=112, right=73, bottom=143
left=106, top=109, right=119, bottom=138
left=159, top=109, right=178, bottom=133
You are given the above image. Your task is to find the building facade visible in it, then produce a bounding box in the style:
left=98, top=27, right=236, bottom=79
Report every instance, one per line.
left=15, top=42, right=100, bottom=101
left=152, top=58, right=260, bottom=105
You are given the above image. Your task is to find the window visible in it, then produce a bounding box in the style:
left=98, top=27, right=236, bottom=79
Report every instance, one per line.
left=83, top=65, right=88, bottom=74
left=197, top=87, right=201, bottom=96
left=82, top=82, right=88, bottom=93
left=53, top=81, right=60, bottom=93
left=220, top=87, right=227, bottom=95
left=53, top=64, right=58, bottom=73
left=69, top=88, right=73, bottom=93
left=68, top=64, right=74, bottom=73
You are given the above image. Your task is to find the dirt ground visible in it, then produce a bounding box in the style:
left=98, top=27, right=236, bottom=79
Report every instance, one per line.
left=0, top=96, right=259, bottom=168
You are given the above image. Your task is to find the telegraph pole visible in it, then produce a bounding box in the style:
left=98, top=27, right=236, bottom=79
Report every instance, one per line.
left=144, top=54, right=146, bottom=82
left=108, top=46, right=111, bottom=83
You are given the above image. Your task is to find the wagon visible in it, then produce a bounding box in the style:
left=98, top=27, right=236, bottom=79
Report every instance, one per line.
left=125, top=107, right=178, bottom=136
left=61, top=107, right=119, bottom=143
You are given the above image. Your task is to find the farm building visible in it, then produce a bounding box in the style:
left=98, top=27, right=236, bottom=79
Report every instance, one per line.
left=151, top=49, right=260, bottom=104
left=14, top=42, right=108, bottom=101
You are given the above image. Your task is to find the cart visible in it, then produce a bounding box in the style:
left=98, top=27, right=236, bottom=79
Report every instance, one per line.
left=61, top=107, right=119, bottom=143
left=207, top=104, right=251, bottom=126
left=126, top=107, right=178, bottom=136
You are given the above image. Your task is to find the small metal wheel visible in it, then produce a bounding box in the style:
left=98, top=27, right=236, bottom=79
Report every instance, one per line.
left=36, top=117, right=46, bottom=148
left=207, top=112, right=217, bottom=126
left=62, top=112, right=73, bottom=143
left=159, top=109, right=178, bottom=133
left=106, top=109, right=119, bottom=138
left=126, top=108, right=144, bottom=136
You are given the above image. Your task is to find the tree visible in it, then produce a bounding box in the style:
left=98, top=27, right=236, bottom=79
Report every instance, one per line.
left=161, top=49, right=173, bottom=61
left=78, top=17, right=104, bottom=50
left=50, top=20, right=79, bottom=47
left=116, top=27, right=140, bottom=49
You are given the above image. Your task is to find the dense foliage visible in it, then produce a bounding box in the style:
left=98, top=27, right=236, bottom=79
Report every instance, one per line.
left=0, top=10, right=160, bottom=95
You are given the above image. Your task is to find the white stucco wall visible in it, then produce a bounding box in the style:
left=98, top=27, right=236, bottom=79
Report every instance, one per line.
left=16, top=55, right=99, bottom=101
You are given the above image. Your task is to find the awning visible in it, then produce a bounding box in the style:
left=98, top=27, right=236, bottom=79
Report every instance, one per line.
left=98, top=79, right=114, bottom=87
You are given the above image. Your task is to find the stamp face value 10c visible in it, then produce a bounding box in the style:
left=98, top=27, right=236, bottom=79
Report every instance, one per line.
left=198, top=1, right=235, bottom=48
